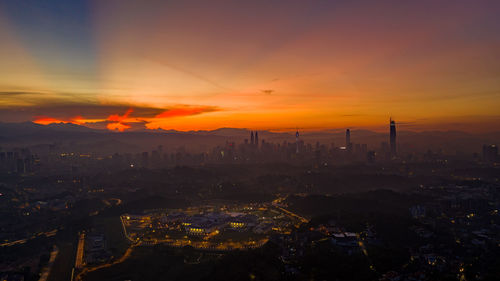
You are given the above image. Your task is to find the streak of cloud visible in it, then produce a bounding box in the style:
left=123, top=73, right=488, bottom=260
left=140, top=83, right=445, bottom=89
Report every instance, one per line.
left=155, top=106, right=219, bottom=119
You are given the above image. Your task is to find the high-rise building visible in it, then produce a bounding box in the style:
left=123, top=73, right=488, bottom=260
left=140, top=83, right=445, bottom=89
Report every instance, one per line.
left=296, top=130, right=300, bottom=154
left=346, top=129, right=351, bottom=147
left=255, top=131, right=259, bottom=148
left=345, top=129, right=353, bottom=152
left=250, top=131, right=254, bottom=145
left=390, top=118, right=397, bottom=156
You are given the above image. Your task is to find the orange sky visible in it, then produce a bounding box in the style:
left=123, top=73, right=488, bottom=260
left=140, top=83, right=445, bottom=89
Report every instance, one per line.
left=1, top=1, right=500, bottom=132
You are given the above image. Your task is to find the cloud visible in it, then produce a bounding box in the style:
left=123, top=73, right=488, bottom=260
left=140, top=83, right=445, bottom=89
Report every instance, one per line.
left=107, top=108, right=134, bottom=122
left=155, top=106, right=219, bottom=119
left=0, top=91, right=37, bottom=96
left=107, top=122, right=131, bottom=132
left=105, top=108, right=137, bottom=131
left=34, top=117, right=76, bottom=125
left=26, top=105, right=221, bottom=131
left=33, top=115, right=99, bottom=125
left=0, top=101, right=163, bottom=120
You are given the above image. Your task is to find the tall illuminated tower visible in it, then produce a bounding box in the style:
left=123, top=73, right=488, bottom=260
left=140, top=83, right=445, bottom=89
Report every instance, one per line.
left=390, top=118, right=397, bottom=156
left=296, top=130, right=300, bottom=154
left=346, top=128, right=352, bottom=152
left=346, top=129, right=351, bottom=147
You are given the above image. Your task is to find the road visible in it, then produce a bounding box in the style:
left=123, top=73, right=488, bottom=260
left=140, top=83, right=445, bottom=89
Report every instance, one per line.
left=0, top=229, right=58, bottom=247
left=271, top=195, right=308, bottom=224
left=75, top=233, right=85, bottom=269
left=120, top=215, right=136, bottom=242
left=75, top=242, right=140, bottom=281
left=38, top=245, right=59, bottom=281
left=275, top=206, right=309, bottom=224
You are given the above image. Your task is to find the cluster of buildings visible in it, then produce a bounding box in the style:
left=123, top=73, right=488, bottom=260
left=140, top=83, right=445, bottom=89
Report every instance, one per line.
left=0, top=149, right=38, bottom=174
left=215, top=121, right=397, bottom=165
left=270, top=221, right=370, bottom=276
left=47, top=119, right=497, bottom=171
left=315, top=222, right=363, bottom=255
left=178, top=212, right=258, bottom=236
left=390, top=184, right=500, bottom=280
left=122, top=205, right=299, bottom=246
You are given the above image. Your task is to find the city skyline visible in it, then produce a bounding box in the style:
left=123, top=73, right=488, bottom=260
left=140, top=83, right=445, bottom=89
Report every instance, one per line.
left=1, top=0, right=500, bottom=132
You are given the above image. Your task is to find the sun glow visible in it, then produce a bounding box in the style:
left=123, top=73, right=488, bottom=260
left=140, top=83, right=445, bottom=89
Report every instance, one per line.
left=1, top=1, right=499, bottom=132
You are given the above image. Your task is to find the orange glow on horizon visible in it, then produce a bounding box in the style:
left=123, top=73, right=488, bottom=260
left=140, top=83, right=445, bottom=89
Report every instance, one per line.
left=34, top=116, right=94, bottom=126
left=107, top=122, right=131, bottom=132
left=34, top=117, right=71, bottom=125
left=33, top=106, right=223, bottom=132
left=2, top=1, right=500, bottom=133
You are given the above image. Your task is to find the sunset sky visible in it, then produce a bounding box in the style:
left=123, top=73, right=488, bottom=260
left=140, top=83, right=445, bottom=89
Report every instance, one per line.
left=1, top=0, right=499, bottom=132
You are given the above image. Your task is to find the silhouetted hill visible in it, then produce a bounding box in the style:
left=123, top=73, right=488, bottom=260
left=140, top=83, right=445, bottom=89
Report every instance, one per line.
left=45, top=122, right=99, bottom=132
left=0, top=121, right=100, bottom=137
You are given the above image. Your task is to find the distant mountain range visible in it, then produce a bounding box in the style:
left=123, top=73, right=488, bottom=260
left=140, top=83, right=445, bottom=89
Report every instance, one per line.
left=0, top=122, right=499, bottom=154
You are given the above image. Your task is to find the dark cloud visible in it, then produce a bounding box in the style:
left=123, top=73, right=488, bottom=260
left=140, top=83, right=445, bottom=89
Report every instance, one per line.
left=154, top=106, right=220, bottom=118
left=0, top=91, right=38, bottom=96
left=0, top=100, right=220, bottom=123
left=0, top=91, right=97, bottom=103
left=0, top=106, right=137, bottom=123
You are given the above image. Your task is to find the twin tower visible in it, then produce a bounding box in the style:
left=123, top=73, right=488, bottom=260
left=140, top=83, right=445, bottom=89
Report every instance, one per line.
left=250, top=131, right=259, bottom=147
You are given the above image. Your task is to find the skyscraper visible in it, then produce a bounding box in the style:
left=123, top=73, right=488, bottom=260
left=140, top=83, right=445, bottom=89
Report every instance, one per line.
left=250, top=131, right=254, bottom=145
left=390, top=118, right=397, bottom=156
left=296, top=130, right=300, bottom=154
left=346, top=129, right=351, bottom=147
left=255, top=131, right=259, bottom=148
left=346, top=129, right=353, bottom=152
